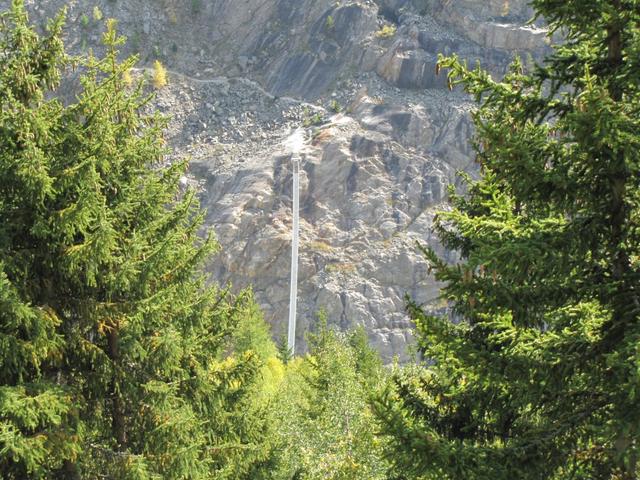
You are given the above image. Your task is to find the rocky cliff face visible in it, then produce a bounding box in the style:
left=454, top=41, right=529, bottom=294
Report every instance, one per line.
left=10, top=0, right=548, bottom=359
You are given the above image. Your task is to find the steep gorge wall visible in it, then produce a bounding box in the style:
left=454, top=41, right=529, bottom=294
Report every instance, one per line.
left=8, top=0, right=548, bottom=359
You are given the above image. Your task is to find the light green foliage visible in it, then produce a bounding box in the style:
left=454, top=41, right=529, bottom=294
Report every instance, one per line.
left=374, top=1, right=640, bottom=479
left=375, top=24, right=396, bottom=38
left=325, top=14, right=335, bottom=30
left=309, top=240, right=334, bottom=252
left=267, top=315, right=390, bottom=479
left=229, top=291, right=286, bottom=404
left=214, top=311, right=390, bottom=480
left=302, top=107, right=324, bottom=127
left=92, top=5, right=103, bottom=22
left=152, top=59, right=167, bottom=88
left=223, top=297, right=287, bottom=479
left=0, top=4, right=266, bottom=478
left=122, top=67, right=133, bottom=86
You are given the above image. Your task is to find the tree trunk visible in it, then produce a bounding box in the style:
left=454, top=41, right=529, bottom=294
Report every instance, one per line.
left=55, top=459, right=81, bottom=480
left=607, top=4, right=637, bottom=478
left=107, top=327, right=127, bottom=450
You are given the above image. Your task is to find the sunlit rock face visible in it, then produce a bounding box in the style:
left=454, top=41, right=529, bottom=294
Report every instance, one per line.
left=10, top=0, right=547, bottom=360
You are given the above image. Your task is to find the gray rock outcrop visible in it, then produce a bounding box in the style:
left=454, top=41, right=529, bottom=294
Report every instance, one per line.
left=8, top=0, right=548, bottom=359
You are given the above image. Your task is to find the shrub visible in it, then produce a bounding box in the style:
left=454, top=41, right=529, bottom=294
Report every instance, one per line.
left=325, top=15, right=335, bottom=30
left=375, top=24, right=396, bottom=38
left=303, top=113, right=320, bottom=127
left=92, top=5, right=103, bottom=22
left=326, top=262, right=357, bottom=274
left=501, top=0, right=510, bottom=17
left=309, top=240, right=334, bottom=253
left=152, top=60, right=167, bottom=89
left=191, top=0, right=202, bottom=14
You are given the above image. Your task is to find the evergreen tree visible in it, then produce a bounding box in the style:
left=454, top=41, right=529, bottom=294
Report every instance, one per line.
left=0, top=3, right=264, bottom=478
left=225, top=291, right=287, bottom=480
left=374, top=1, right=640, bottom=478
left=0, top=4, right=76, bottom=477
left=266, top=315, right=389, bottom=480
left=230, top=291, right=279, bottom=363
left=276, top=333, right=293, bottom=365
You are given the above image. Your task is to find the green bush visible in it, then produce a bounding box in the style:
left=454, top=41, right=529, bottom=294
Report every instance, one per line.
left=325, top=15, right=335, bottom=30
left=92, top=5, right=103, bottom=22
left=191, top=0, right=203, bottom=14
left=375, top=24, right=396, bottom=38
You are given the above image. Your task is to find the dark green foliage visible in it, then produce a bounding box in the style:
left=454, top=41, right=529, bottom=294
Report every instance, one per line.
left=276, top=333, right=293, bottom=364
left=0, top=2, right=265, bottom=478
left=191, top=0, right=203, bottom=15
left=374, top=1, right=640, bottom=479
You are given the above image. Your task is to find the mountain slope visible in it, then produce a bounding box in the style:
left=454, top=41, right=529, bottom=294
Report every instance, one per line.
left=8, top=0, right=548, bottom=359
